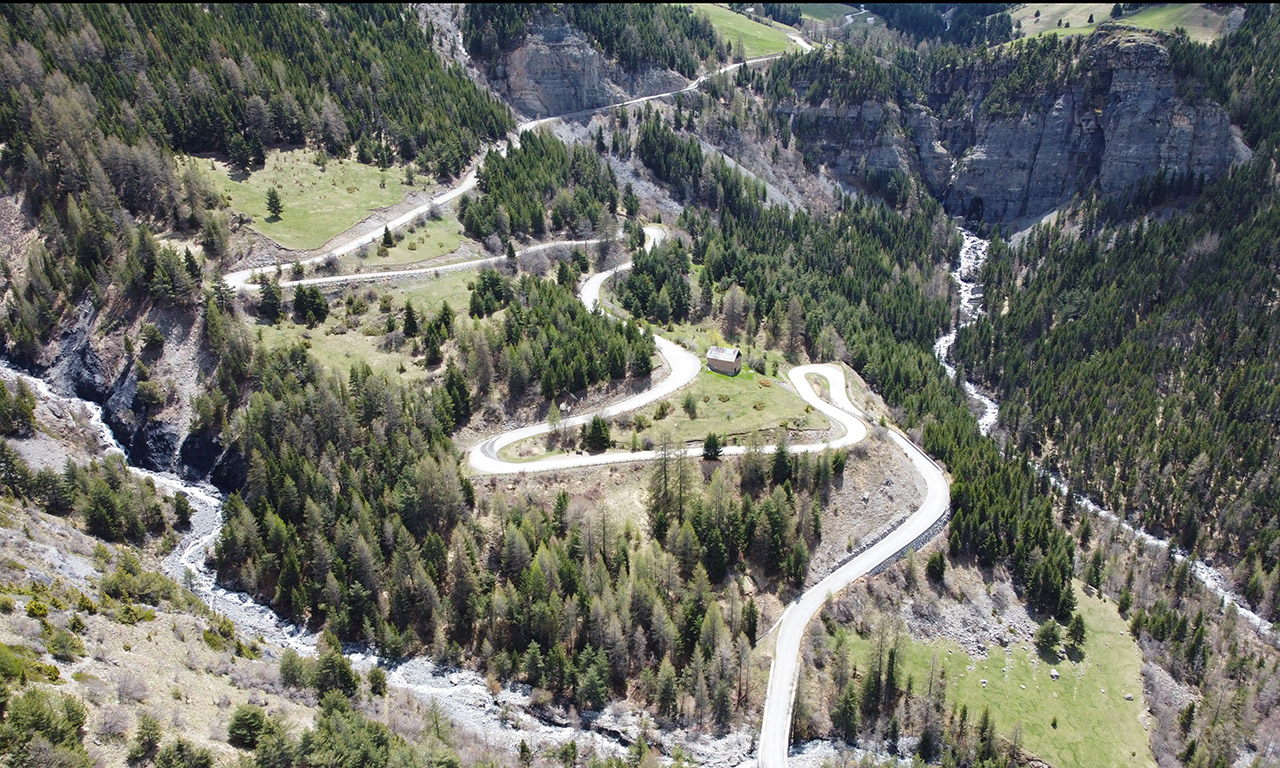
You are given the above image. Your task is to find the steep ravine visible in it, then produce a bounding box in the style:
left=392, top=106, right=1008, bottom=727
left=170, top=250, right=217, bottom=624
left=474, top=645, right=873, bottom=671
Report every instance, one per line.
left=781, top=29, right=1251, bottom=225
left=935, top=231, right=1275, bottom=641
left=0, top=359, right=709, bottom=764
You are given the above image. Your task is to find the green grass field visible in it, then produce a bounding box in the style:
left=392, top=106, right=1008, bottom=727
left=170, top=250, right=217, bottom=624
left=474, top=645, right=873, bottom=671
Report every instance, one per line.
left=798, top=3, right=854, bottom=24
left=257, top=269, right=478, bottom=382
left=1122, top=3, right=1230, bottom=42
left=832, top=582, right=1153, bottom=768
left=500, top=363, right=830, bottom=461
left=341, top=214, right=466, bottom=271
left=184, top=149, right=414, bottom=252
left=1011, top=3, right=1231, bottom=43
left=692, top=4, right=801, bottom=57
left=634, top=364, right=829, bottom=446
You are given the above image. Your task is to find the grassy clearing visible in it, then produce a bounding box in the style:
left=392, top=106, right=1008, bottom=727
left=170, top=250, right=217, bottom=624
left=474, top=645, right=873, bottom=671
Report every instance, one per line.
left=1010, top=3, right=1231, bottom=43
left=798, top=3, right=855, bottom=24
left=340, top=213, right=466, bottom=271
left=1010, top=3, right=1113, bottom=38
left=692, top=4, right=800, bottom=57
left=184, top=149, right=413, bottom=251
left=256, top=269, right=478, bottom=382
left=835, top=581, right=1153, bottom=768
left=631, top=364, right=829, bottom=447
left=500, top=363, right=829, bottom=461
left=1122, top=3, right=1230, bottom=43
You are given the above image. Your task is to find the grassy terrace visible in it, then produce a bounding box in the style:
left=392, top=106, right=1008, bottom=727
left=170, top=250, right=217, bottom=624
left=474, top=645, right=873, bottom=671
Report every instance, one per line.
left=499, top=363, right=830, bottom=462
left=798, top=3, right=855, bottom=24
left=633, top=364, right=830, bottom=445
left=336, top=213, right=466, bottom=271
left=257, top=268, right=478, bottom=382
left=183, top=149, right=417, bottom=252
left=692, top=3, right=800, bottom=58
left=831, top=581, right=1154, bottom=768
left=1010, top=3, right=1232, bottom=43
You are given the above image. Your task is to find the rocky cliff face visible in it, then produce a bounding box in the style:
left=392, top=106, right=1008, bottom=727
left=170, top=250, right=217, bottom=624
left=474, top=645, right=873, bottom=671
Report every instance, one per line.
left=787, top=30, right=1250, bottom=224
left=41, top=297, right=222, bottom=479
left=484, top=19, right=687, bottom=119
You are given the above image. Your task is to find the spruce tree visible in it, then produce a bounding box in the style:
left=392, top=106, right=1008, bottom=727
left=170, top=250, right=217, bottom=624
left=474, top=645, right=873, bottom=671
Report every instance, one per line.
left=403, top=301, right=419, bottom=337
left=259, top=279, right=282, bottom=322
left=266, top=187, right=283, bottom=219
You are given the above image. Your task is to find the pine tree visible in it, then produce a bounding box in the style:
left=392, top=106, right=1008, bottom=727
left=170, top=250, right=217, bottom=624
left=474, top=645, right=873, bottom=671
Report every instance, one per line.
left=583, top=415, right=611, bottom=453
left=403, top=301, right=419, bottom=337
left=1068, top=613, right=1086, bottom=648
left=382, top=226, right=393, bottom=248
left=771, top=434, right=792, bottom=486
left=833, top=682, right=859, bottom=742
left=259, top=279, right=282, bottom=322
left=266, top=187, right=283, bottom=219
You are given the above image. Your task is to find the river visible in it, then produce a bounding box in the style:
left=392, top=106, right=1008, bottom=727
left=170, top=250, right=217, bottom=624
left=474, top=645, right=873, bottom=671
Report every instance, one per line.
left=935, top=229, right=1275, bottom=641
left=0, top=360, right=693, bottom=764
left=0, top=219, right=1267, bottom=768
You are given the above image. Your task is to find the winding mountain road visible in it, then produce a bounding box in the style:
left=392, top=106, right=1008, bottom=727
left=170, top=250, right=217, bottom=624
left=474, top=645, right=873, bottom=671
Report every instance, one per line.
left=224, top=50, right=790, bottom=293
left=213, top=38, right=950, bottom=767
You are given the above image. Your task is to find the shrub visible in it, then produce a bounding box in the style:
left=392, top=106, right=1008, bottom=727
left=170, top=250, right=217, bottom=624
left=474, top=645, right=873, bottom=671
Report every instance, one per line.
left=154, top=738, right=214, bottom=768
left=46, top=628, right=84, bottom=662
left=654, top=401, right=672, bottom=420
left=136, top=380, right=165, bottom=408
left=25, top=600, right=48, bottom=619
left=118, top=671, right=149, bottom=703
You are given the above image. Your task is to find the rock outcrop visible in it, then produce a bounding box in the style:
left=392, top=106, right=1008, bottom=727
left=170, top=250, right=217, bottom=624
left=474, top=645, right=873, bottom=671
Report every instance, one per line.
left=783, top=29, right=1250, bottom=224
left=484, top=19, right=687, bottom=119
left=42, top=298, right=189, bottom=475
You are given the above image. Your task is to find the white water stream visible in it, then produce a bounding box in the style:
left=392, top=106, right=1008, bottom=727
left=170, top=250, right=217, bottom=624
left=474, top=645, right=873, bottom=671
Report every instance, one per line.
left=0, top=220, right=1267, bottom=766
left=933, top=231, right=999, bottom=435
left=0, top=361, right=668, bottom=762
left=935, top=229, right=1275, bottom=641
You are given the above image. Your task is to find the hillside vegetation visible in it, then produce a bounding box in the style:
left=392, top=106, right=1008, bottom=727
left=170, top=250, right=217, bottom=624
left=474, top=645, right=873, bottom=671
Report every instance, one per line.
left=955, top=5, right=1280, bottom=618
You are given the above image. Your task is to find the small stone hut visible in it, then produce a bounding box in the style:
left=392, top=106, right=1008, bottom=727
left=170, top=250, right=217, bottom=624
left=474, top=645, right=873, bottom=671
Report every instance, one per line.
left=706, top=346, right=742, bottom=376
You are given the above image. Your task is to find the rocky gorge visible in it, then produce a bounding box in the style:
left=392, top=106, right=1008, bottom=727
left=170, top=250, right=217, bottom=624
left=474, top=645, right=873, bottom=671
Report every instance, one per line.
left=780, top=27, right=1250, bottom=224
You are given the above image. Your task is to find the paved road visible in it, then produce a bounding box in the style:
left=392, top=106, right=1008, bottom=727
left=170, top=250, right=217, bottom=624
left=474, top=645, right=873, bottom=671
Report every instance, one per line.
left=756, top=426, right=949, bottom=767
left=214, top=26, right=952, bottom=766
left=223, top=51, right=788, bottom=293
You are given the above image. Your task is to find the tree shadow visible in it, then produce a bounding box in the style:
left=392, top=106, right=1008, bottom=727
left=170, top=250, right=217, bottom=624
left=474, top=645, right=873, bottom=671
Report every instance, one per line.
left=1036, top=646, right=1063, bottom=665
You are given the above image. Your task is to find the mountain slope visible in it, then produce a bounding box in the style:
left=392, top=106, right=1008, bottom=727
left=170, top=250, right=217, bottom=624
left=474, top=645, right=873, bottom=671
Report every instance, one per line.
left=760, top=26, right=1247, bottom=224
left=954, top=5, right=1280, bottom=619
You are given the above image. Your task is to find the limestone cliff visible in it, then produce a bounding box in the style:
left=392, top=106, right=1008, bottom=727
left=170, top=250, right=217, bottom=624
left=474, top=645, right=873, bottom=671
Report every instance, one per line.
left=783, top=29, right=1250, bottom=223
left=483, top=18, right=688, bottom=120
